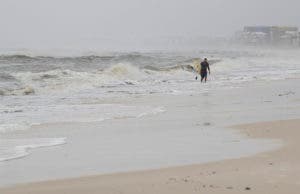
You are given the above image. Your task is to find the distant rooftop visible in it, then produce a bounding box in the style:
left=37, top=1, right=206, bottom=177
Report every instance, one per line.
left=244, top=26, right=298, bottom=33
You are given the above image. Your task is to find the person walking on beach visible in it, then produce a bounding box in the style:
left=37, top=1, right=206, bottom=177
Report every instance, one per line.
left=200, top=58, right=210, bottom=83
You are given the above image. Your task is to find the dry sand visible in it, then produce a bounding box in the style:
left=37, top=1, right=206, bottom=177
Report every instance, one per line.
left=1, top=119, right=300, bottom=194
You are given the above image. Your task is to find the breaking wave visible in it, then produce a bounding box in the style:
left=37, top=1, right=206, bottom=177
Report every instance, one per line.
left=0, top=62, right=203, bottom=96
left=2, top=50, right=299, bottom=97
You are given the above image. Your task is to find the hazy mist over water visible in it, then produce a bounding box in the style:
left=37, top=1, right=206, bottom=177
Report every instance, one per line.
left=1, top=0, right=300, bottom=185
left=1, top=0, right=300, bottom=51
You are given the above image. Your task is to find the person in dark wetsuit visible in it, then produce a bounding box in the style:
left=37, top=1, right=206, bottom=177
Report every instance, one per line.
left=200, top=58, right=210, bottom=83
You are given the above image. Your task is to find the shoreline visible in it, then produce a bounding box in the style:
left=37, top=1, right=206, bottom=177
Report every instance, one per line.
left=1, top=119, right=300, bottom=194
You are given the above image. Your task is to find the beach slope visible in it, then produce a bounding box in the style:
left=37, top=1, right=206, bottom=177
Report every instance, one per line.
left=1, top=119, right=300, bottom=194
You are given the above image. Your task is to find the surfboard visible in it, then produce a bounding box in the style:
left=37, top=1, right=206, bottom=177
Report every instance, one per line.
left=192, top=59, right=201, bottom=74
left=192, top=59, right=201, bottom=80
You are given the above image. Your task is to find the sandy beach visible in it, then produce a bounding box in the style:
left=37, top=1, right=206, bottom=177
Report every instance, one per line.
left=1, top=118, right=299, bottom=194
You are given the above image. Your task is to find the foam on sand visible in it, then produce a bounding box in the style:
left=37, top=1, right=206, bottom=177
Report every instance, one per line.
left=0, top=138, right=66, bottom=162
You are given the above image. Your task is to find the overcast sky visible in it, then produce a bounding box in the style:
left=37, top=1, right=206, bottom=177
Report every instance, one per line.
left=0, top=0, right=299, bottom=50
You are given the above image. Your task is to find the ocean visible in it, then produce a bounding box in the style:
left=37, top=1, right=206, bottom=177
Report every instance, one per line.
left=1, top=49, right=300, bottom=184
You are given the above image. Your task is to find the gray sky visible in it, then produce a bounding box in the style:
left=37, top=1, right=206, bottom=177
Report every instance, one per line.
left=0, top=0, right=299, bottom=50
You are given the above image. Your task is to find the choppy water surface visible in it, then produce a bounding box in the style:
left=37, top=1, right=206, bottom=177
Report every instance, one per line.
left=0, top=49, right=300, bottom=162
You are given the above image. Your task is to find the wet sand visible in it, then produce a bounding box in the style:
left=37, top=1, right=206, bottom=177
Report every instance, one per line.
left=1, top=119, right=299, bottom=194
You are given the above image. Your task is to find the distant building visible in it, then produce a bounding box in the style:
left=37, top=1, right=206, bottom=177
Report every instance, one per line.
left=234, top=26, right=299, bottom=47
